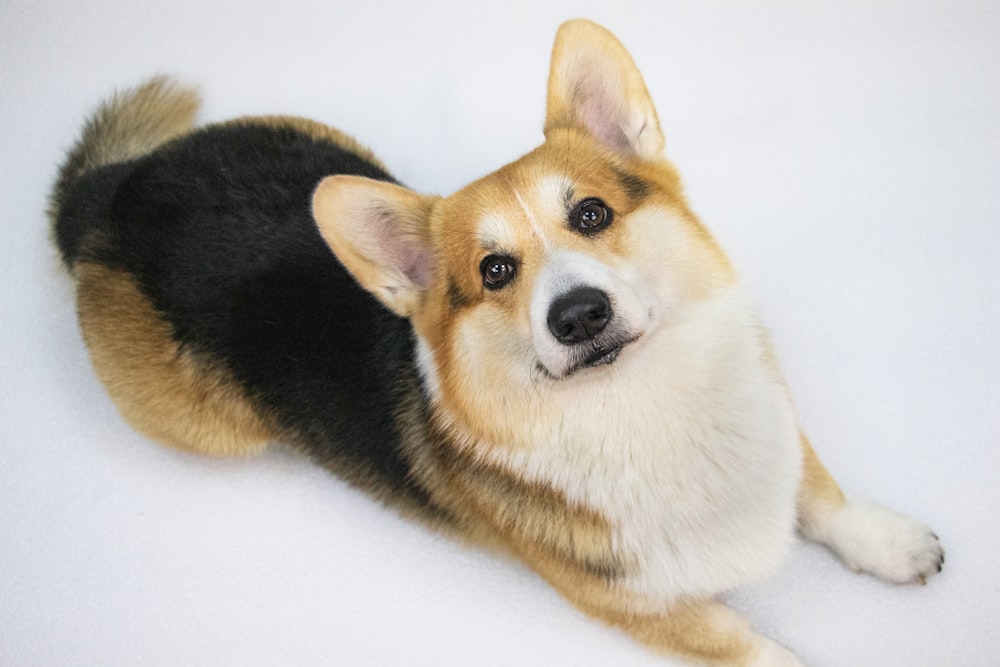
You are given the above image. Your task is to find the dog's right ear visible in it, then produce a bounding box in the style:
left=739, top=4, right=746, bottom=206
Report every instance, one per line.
left=312, top=175, right=438, bottom=318
left=544, top=19, right=665, bottom=161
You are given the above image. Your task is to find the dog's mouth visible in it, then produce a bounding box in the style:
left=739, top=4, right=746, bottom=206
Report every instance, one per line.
left=538, top=334, right=639, bottom=381
left=582, top=343, right=624, bottom=369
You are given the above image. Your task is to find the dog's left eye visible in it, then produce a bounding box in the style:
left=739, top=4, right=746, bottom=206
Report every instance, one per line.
left=570, top=198, right=612, bottom=234
left=480, top=255, right=517, bottom=290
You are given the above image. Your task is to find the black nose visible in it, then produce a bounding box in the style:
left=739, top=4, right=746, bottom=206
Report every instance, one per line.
left=547, top=287, right=612, bottom=344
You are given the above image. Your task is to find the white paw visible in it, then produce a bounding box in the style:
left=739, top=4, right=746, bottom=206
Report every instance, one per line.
left=823, top=497, right=944, bottom=584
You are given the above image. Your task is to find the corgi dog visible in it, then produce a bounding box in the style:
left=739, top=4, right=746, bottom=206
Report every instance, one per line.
left=50, top=19, right=943, bottom=666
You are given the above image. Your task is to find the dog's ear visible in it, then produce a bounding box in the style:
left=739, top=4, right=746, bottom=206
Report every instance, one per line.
left=313, top=175, right=438, bottom=318
left=544, top=19, right=665, bottom=161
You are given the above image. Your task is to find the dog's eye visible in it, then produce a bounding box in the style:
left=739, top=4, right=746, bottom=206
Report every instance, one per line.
left=570, top=198, right=612, bottom=234
left=480, top=255, right=517, bottom=290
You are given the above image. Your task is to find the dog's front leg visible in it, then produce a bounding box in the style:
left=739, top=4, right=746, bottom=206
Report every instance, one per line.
left=592, top=599, right=804, bottom=667
left=796, top=435, right=944, bottom=584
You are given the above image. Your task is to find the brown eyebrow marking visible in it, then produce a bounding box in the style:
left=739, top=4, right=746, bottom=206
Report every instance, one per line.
left=614, top=167, right=650, bottom=201
left=562, top=185, right=576, bottom=211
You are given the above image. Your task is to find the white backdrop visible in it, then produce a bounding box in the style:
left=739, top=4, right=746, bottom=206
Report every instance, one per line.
left=2, top=1, right=998, bottom=665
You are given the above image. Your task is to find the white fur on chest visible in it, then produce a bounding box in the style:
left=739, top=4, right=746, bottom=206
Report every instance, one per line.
left=477, top=289, right=803, bottom=608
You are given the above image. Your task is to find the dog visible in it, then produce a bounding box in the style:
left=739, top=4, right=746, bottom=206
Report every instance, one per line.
left=50, top=19, right=943, bottom=666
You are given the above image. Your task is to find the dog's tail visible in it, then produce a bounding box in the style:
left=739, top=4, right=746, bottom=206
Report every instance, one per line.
left=49, top=76, right=200, bottom=268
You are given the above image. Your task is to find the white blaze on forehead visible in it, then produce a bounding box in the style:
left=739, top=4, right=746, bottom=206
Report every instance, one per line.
left=512, top=188, right=546, bottom=247
left=476, top=176, right=573, bottom=250
left=532, top=175, right=575, bottom=242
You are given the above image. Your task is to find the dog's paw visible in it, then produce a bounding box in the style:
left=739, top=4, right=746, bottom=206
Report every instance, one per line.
left=823, top=497, right=944, bottom=585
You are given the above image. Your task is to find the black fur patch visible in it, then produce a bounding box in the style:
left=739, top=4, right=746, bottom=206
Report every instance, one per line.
left=447, top=278, right=470, bottom=310
left=56, top=122, right=439, bottom=513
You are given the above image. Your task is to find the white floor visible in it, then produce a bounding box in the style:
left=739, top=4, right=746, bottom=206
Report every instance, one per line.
left=2, top=2, right=998, bottom=665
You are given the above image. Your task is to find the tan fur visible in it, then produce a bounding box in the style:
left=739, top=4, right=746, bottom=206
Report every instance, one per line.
left=75, top=262, right=275, bottom=457
left=595, top=601, right=777, bottom=666
left=432, top=438, right=623, bottom=574
left=516, top=528, right=786, bottom=666
left=797, top=434, right=848, bottom=537
left=391, top=382, right=624, bottom=570
left=73, top=76, right=200, bottom=172
left=50, top=77, right=199, bottom=228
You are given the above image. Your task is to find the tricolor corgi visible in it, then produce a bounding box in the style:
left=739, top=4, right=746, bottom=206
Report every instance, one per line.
left=50, top=19, right=943, bottom=666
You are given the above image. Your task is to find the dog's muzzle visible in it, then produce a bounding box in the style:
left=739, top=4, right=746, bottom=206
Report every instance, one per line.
left=547, top=287, right=611, bottom=344
left=543, top=286, right=637, bottom=378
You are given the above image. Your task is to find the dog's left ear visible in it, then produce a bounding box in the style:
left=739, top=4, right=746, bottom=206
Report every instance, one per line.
left=544, top=19, right=665, bottom=161
left=313, top=175, right=439, bottom=318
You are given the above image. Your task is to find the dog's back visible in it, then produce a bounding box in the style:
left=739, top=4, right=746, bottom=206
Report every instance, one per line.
left=50, top=79, right=438, bottom=516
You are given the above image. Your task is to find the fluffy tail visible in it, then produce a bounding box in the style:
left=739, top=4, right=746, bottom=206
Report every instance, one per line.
left=49, top=76, right=200, bottom=266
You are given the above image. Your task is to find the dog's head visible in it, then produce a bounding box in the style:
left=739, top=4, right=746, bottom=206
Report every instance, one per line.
left=313, top=20, right=735, bottom=443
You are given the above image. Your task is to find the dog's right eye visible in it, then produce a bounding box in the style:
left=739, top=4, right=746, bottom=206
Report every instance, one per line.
left=480, top=255, right=517, bottom=290
left=570, top=198, right=612, bottom=235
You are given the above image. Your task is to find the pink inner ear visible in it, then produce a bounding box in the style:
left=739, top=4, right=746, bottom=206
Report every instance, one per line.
left=369, top=207, right=432, bottom=290
left=399, top=245, right=432, bottom=290
left=579, top=94, right=630, bottom=153
left=572, top=75, right=631, bottom=154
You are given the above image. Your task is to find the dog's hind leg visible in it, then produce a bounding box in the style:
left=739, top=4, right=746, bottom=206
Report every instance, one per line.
left=76, top=262, right=276, bottom=457
left=796, top=434, right=944, bottom=584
